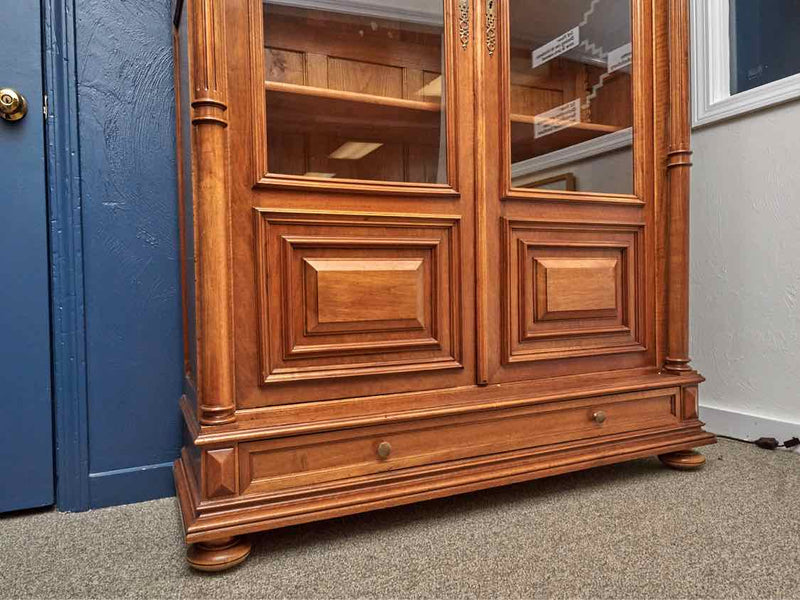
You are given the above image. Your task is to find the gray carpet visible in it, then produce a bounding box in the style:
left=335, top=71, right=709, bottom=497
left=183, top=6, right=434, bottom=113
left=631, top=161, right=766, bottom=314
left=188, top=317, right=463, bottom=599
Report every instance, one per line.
left=1, top=439, right=798, bottom=599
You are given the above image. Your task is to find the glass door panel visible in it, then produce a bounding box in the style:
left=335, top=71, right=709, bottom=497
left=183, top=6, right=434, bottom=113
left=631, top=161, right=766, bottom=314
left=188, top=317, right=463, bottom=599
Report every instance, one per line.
left=262, top=1, right=449, bottom=184
left=507, top=0, right=633, bottom=194
left=241, top=0, right=476, bottom=406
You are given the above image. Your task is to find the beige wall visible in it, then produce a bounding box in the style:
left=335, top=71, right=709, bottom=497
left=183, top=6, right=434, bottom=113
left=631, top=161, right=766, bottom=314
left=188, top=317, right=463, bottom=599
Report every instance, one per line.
left=691, top=100, right=800, bottom=435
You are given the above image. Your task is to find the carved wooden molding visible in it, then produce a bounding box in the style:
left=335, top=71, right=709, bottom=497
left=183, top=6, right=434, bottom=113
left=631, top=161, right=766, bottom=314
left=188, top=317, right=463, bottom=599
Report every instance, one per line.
left=666, top=148, right=693, bottom=169
left=681, top=385, right=699, bottom=420
left=205, top=447, right=237, bottom=498
left=485, top=0, right=496, bottom=56
left=458, top=0, right=470, bottom=49
left=190, top=0, right=229, bottom=119
left=188, top=0, right=237, bottom=423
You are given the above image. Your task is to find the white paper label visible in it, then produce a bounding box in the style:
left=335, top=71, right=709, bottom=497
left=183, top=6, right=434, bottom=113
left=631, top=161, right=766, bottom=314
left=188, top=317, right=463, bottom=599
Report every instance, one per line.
left=532, top=27, right=580, bottom=69
left=607, top=42, right=633, bottom=73
left=534, top=99, right=582, bottom=139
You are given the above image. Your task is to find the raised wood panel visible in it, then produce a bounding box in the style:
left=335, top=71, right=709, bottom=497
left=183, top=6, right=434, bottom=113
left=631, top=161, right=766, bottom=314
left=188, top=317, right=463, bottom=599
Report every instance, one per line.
left=287, top=239, right=437, bottom=352
left=535, top=257, right=619, bottom=319
left=306, top=259, right=425, bottom=326
left=239, top=388, right=680, bottom=495
left=503, top=220, right=646, bottom=363
left=254, top=210, right=462, bottom=385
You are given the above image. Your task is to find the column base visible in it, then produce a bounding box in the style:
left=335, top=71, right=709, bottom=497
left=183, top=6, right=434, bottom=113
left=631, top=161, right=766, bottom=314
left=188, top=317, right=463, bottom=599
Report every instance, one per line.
left=186, top=536, right=252, bottom=572
left=658, top=449, right=706, bottom=470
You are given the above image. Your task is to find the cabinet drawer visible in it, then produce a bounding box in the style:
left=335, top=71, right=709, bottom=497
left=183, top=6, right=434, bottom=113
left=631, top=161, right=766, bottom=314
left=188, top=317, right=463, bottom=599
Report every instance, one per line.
left=240, top=388, right=680, bottom=495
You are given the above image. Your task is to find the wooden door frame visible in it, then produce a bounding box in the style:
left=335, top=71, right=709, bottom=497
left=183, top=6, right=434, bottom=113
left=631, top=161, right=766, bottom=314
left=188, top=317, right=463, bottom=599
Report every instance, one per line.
left=43, top=0, right=91, bottom=512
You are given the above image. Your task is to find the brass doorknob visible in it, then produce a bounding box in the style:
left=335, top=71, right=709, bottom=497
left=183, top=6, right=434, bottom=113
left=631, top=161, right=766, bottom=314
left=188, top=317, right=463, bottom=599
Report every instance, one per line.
left=377, top=441, right=392, bottom=459
left=0, top=88, right=28, bottom=122
left=592, top=410, right=607, bottom=424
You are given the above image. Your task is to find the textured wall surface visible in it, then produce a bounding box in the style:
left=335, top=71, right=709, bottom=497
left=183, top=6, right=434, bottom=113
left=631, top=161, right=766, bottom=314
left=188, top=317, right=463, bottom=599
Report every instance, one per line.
left=76, top=0, right=182, bottom=506
left=691, top=101, right=800, bottom=427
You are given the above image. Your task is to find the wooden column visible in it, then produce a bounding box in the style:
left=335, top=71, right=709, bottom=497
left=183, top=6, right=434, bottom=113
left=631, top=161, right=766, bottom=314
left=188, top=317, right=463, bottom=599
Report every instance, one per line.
left=189, top=0, right=236, bottom=423
left=664, top=0, right=693, bottom=374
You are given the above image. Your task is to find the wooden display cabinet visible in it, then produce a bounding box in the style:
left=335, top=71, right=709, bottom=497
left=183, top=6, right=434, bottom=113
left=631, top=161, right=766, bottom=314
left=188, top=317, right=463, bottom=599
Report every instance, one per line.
left=172, top=0, right=714, bottom=571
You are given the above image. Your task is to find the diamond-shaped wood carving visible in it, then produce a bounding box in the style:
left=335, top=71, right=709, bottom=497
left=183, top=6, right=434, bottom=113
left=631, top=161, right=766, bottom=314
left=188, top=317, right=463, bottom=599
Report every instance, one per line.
left=682, top=386, right=699, bottom=420
left=205, top=448, right=236, bottom=498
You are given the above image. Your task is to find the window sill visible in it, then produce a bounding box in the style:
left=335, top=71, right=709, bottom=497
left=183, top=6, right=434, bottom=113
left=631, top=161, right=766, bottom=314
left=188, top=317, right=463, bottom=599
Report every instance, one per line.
left=690, top=0, right=800, bottom=129
left=692, top=72, right=800, bottom=129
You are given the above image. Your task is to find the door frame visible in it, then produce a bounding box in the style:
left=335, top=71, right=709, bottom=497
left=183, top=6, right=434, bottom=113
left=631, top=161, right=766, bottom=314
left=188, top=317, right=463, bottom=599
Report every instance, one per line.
left=43, top=0, right=90, bottom=511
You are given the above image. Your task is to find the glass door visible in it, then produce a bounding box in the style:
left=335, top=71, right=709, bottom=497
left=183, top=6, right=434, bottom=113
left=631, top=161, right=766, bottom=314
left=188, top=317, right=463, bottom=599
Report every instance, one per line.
left=506, top=0, right=634, bottom=194
left=230, top=0, right=478, bottom=407
left=476, top=0, right=657, bottom=385
left=260, top=0, right=451, bottom=186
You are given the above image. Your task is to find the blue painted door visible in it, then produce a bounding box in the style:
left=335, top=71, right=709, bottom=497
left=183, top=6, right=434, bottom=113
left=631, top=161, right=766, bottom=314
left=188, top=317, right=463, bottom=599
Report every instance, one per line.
left=0, top=2, right=54, bottom=512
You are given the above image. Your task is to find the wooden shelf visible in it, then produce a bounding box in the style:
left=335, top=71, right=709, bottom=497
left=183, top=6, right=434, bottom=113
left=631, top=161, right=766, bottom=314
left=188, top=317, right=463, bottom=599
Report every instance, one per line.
left=266, top=81, right=441, bottom=112
left=265, top=81, right=623, bottom=156
left=510, top=114, right=622, bottom=161
left=265, top=81, right=443, bottom=144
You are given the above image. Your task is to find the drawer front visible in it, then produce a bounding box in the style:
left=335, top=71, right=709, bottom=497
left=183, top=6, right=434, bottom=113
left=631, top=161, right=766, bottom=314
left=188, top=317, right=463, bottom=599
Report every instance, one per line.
left=240, top=388, right=680, bottom=495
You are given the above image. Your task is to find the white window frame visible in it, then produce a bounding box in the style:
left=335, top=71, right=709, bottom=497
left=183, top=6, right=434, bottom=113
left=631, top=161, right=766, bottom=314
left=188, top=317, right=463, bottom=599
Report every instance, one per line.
left=691, top=0, right=800, bottom=128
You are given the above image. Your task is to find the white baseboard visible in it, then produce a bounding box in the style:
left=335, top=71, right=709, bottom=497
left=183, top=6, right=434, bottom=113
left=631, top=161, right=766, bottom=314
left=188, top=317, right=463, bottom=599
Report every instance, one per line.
left=700, top=404, right=800, bottom=453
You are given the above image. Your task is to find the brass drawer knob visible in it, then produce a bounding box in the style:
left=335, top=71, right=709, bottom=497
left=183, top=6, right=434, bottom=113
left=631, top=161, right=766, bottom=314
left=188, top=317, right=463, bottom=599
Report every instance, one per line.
left=377, top=441, right=392, bottom=459
left=592, top=410, right=607, bottom=424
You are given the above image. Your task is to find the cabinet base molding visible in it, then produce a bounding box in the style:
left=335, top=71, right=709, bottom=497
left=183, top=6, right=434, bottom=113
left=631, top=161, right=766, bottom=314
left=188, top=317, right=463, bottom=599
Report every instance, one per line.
left=174, top=409, right=715, bottom=558
left=658, top=449, right=707, bottom=470
left=186, top=536, right=252, bottom=572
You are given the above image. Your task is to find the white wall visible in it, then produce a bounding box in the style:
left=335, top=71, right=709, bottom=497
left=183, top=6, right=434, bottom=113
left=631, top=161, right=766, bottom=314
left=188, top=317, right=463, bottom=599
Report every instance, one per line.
left=691, top=100, right=800, bottom=441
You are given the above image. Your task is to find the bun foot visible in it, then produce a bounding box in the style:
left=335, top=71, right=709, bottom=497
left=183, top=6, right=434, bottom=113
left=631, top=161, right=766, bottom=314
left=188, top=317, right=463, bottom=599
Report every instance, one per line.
left=658, top=449, right=706, bottom=471
left=187, top=536, right=252, bottom=572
